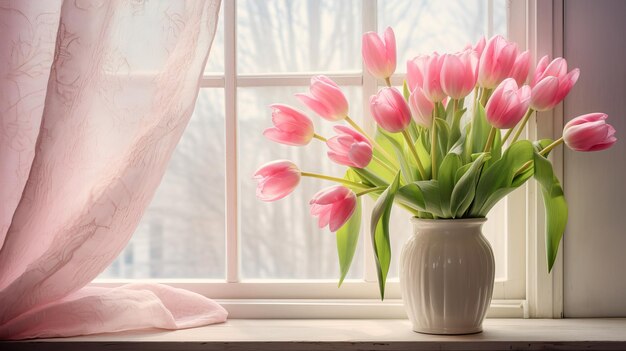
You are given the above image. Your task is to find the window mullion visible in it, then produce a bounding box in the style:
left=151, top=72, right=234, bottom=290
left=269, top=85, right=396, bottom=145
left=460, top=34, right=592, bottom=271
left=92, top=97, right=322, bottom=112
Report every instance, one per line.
left=362, top=0, right=378, bottom=284
left=225, top=0, right=239, bottom=283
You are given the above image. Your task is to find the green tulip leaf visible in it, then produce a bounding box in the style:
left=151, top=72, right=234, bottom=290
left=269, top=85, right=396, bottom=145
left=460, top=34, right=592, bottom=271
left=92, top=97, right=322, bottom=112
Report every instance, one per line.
left=490, top=127, right=503, bottom=164
left=370, top=172, right=401, bottom=300
left=336, top=197, right=362, bottom=287
left=450, top=153, right=490, bottom=218
left=449, top=125, right=467, bottom=156
left=400, top=180, right=444, bottom=217
left=448, top=107, right=467, bottom=150
left=396, top=183, right=426, bottom=212
left=454, top=163, right=472, bottom=184
left=466, top=103, right=491, bottom=159
left=470, top=140, right=534, bottom=216
left=403, top=80, right=411, bottom=101
left=377, top=127, right=417, bottom=183
left=438, top=153, right=463, bottom=218
left=533, top=150, right=568, bottom=272
left=533, top=139, right=554, bottom=156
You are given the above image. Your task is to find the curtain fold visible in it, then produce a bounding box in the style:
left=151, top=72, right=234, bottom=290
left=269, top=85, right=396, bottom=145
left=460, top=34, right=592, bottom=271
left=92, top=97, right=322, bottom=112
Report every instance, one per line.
left=0, top=0, right=226, bottom=339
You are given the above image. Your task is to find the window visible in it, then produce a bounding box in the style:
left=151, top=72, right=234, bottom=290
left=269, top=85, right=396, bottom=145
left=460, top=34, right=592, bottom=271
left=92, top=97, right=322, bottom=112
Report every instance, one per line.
left=98, top=0, right=528, bottom=317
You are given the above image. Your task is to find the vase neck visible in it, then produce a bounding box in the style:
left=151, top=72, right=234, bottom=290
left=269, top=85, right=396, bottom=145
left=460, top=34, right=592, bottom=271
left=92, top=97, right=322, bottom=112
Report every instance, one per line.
left=411, top=218, right=487, bottom=233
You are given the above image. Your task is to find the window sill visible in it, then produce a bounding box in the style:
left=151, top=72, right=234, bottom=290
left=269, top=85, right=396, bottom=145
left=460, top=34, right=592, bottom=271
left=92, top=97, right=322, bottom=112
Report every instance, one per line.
left=5, top=318, right=626, bottom=350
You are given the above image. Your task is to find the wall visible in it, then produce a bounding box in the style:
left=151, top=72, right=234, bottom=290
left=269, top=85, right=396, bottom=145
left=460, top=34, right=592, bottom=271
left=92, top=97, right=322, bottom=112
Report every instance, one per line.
left=563, top=0, right=626, bottom=317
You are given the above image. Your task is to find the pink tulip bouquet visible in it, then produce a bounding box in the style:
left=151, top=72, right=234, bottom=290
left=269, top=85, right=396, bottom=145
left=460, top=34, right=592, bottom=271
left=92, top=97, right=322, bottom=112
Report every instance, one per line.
left=255, top=28, right=617, bottom=298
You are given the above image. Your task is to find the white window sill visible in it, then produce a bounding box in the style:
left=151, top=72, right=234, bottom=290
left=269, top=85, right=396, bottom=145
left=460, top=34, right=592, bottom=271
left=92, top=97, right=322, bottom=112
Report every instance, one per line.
left=5, top=318, right=626, bottom=350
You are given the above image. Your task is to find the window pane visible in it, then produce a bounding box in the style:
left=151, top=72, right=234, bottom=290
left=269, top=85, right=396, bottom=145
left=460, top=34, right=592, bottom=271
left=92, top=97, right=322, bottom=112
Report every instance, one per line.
left=237, top=0, right=362, bottom=74
left=239, top=86, right=365, bottom=279
left=379, top=0, right=490, bottom=73
left=493, top=0, right=508, bottom=37
left=204, top=4, right=224, bottom=74
left=100, top=89, right=226, bottom=279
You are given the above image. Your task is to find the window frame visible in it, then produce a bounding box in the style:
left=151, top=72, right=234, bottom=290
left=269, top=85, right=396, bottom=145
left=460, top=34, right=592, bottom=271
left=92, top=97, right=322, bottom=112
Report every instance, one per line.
left=94, top=0, right=565, bottom=319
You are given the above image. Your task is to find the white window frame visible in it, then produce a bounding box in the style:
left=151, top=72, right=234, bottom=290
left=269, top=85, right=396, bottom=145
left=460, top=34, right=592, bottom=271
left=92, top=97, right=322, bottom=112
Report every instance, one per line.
left=93, top=0, right=565, bottom=319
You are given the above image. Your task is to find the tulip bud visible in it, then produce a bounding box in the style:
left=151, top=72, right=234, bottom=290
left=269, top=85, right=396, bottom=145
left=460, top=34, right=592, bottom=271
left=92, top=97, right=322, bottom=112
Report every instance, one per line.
left=310, top=185, right=357, bottom=232
left=530, top=56, right=580, bottom=111
left=295, top=75, right=349, bottom=121
left=369, top=87, right=412, bottom=133
left=563, top=113, right=617, bottom=152
left=264, top=104, right=314, bottom=146
left=441, top=50, right=478, bottom=99
left=409, top=87, right=434, bottom=128
left=478, top=35, right=519, bottom=88
left=510, top=51, right=531, bottom=86
left=253, top=160, right=301, bottom=201
left=362, top=27, right=396, bottom=80
left=406, top=55, right=427, bottom=92
left=474, top=37, right=487, bottom=58
left=485, top=78, right=531, bottom=129
left=423, top=53, right=447, bottom=102
left=326, top=126, right=373, bottom=168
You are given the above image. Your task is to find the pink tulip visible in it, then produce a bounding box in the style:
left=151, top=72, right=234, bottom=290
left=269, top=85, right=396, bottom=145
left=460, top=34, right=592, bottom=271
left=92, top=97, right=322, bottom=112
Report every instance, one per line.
left=510, top=51, right=531, bottom=86
left=406, top=55, right=427, bottom=91
left=530, top=56, right=580, bottom=111
left=253, top=160, right=301, bottom=202
left=485, top=78, right=531, bottom=129
left=326, top=126, right=373, bottom=168
left=563, top=113, right=617, bottom=152
left=369, top=87, right=412, bottom=133
left=473, top=37, right=487, bottom=57
left=263, top=104, right=314, bottom=146
left=441, top=50, right=478, bottom=99
left=423, top=53, right=447, bottom=102
left=295, top=75, right=349, bottom=121
left=310, top=185, right=357, bottom=232
left=478, top=35, right=519, bottom=88
left=531, top=56, right=567, bottom=86
left=409, top=87, right=434, bottom=128
left=464, top=37, right=486, bottom=59
left=362, top=27, right=396, bottom=80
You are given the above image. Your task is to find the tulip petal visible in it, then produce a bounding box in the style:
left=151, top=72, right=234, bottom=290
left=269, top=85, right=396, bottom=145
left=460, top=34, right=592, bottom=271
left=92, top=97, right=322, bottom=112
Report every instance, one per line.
left=531, top=77, right=559, bottom=111
left=295, top=93, right=334, bottom=121
left=328, top=195, right=357, bottom=232
left=348, top=141, right=373, bottom=168
left=383, top=27, right=397, bottom=74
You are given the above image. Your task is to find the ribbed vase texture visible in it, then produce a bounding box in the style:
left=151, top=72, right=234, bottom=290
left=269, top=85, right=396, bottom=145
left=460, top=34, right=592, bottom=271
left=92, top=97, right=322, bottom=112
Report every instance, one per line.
left=400, top=218, right=495, bottom=334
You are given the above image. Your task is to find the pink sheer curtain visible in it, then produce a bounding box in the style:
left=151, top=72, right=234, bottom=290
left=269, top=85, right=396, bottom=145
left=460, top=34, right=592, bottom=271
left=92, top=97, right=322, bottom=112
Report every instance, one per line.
left=0, top=0, right=227, bottom=339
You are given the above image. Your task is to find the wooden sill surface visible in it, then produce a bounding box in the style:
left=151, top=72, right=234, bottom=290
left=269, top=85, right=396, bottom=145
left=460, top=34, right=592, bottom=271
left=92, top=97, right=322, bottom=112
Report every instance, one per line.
left=4, top=318, right=626, bottom=350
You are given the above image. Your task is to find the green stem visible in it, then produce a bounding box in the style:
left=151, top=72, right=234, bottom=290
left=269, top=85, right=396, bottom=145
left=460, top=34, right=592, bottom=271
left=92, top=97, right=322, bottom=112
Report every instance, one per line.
left=512, top=138, right=565, bottom=177
left=510, top=108, right=534, bottom=144
left=313, top=133, right=327, bottom=142
left=401, top=129, right=427, bottom=180
left=450, top=99, right=462, bottom=135
left=356, top=186, right=386, bottom=197
left=480, top=88, right=492, bottom=107
left=345, top=115, right=396, bottom=167
left=430, top=119, right=438, bottom=179
left=384, top=77, right=392, bottom=87
left=372, top=154, right=396, bottom=175
left=501, top=127, right=514, bottom=145
left=540, top=137, right=564, bottom=156
left=514, top=160, right=532, bottom=177
left=484, top=126, right=497, bottom=153
left=301, top=172, right=369, bottom=189
left=466, top=88, right=483, bottom=160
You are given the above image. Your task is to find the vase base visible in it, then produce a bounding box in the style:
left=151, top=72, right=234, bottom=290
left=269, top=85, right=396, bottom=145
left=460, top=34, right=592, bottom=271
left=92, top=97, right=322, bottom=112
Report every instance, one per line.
left=412, top=326, right=483, bottom=335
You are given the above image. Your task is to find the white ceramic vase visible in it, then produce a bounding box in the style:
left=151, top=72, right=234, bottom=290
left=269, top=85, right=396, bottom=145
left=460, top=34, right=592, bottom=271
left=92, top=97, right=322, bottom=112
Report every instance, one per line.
left=400, top=218, right=495, bottom=335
